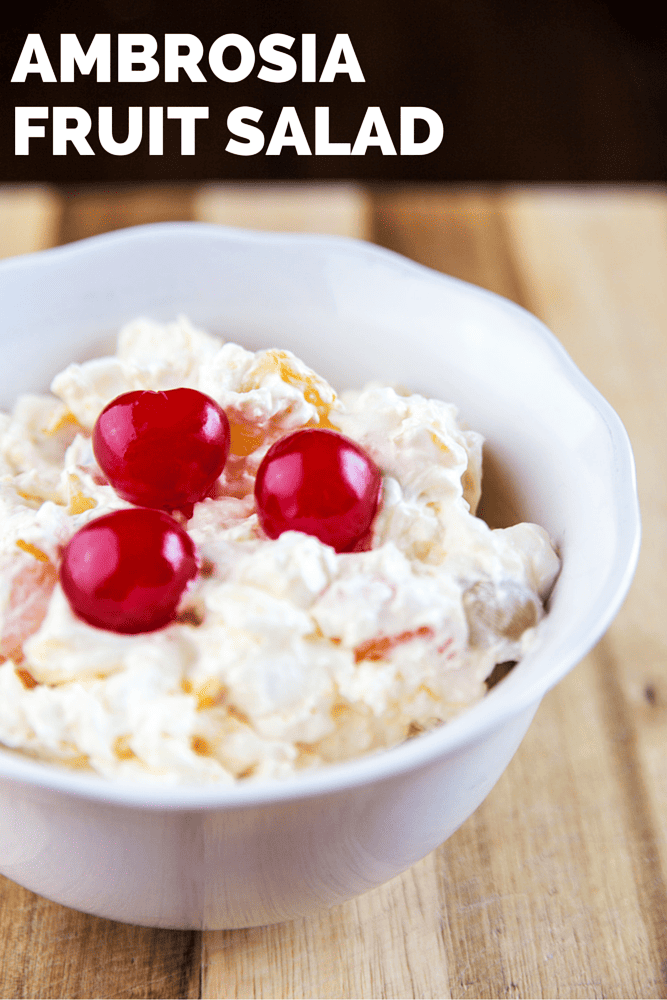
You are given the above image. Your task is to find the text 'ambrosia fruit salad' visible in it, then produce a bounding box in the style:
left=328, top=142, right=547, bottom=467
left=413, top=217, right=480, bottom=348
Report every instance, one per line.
left=0, top=317, right=559, bottom=784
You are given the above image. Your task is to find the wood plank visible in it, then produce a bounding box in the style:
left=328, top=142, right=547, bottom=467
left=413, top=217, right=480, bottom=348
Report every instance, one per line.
left=0, top=878, right=201, bottom=999
left=502, top=186, right=667, bottom=986
left=368, top=187, right=666, bottom=997
left=57, top=181, right=371, bottom=244
left=57, top=184, right=197, bottom=245
left=194, top=182, right=371, bottom=239
left=438, top=663, right=661, bottom=998
left=371, top=187, right=523, bottom=300
left=203, top=855, right=451, bottom=1000
left=0, top=186, right=62, bottom=258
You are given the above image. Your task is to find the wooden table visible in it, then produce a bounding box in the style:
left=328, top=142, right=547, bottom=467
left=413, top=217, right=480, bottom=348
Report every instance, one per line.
left=0, top=182, right=665, bottom=999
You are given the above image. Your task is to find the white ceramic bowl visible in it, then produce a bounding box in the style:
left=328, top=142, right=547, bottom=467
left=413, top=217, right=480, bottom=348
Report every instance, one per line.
left=0, top=223, right=640, bottom=929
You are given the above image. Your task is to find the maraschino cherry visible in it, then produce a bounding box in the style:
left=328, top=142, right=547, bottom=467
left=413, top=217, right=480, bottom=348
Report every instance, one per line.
left=60, top=508, right=198, bottom=634
left=93, top=388, right=230, bottom=512
left=254, top=428, right=382, bottom=553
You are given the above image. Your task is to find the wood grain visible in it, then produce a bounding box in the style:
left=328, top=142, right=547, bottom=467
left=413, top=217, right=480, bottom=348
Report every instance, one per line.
left=194, top=182, right=371, bottom=238
left=370, top=187, right=667, bottom=998
left=502, top=188, right=667, bottom=991
left=0, top=183, right=665, bottom=999
left=0, top=879, right=200, bottom=1000
left=0, top=187, right=62, bottom=259
left=55, top=185, right=197, bottom=246
left=202, top=855, right=451, bottom=999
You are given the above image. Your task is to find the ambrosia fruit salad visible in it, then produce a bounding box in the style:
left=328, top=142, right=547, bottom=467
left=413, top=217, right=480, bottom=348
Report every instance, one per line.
left=0, top=316, right=560, bottom=783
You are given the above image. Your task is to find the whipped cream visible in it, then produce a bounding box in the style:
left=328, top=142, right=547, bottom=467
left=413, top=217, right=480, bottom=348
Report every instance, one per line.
left=0, top=317, right=560, bottom=783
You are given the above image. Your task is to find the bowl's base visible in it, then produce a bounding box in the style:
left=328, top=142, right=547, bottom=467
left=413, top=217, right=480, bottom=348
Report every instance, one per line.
left=0, top=702, right=541, bottom=930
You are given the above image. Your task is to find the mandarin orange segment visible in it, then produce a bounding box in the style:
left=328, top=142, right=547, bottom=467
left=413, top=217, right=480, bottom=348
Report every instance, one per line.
left=228, top=419, right=267, bottom=457
left=354, top=625, right=435, bottom=663
left=68, top=490, right=97, bottom=515
left=240, top=350, right=337, bottom=426
left=15, top=539, right=50, bottom=563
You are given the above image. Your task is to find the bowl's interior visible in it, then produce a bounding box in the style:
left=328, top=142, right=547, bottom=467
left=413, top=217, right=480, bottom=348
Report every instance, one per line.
left=0, top=223, right=640, bottom=801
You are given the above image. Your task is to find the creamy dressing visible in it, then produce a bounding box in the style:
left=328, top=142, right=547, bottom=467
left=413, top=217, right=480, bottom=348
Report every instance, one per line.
left=0, top=316, right=560, bottom=783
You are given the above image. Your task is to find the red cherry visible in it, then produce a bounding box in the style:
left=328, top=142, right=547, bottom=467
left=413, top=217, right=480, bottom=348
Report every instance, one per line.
left=254, top=428, right=382, bottom=553
left=93, top=388, right=230, bottom=512
left=60, top=508, right=198, bottom=634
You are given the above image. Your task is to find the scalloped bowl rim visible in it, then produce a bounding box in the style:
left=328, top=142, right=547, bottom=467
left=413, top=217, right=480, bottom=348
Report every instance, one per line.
left=0, top=222, right=641, bottom=810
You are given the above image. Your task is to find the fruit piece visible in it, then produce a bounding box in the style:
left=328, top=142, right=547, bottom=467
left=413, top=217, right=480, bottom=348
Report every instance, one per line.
left=0, top=558, right=58, bottom=657
left=254, top=428, right=382, bottom=553
left=93, top=388, right=230, bottom=511
left=60, top=508, right=198, bottom=634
